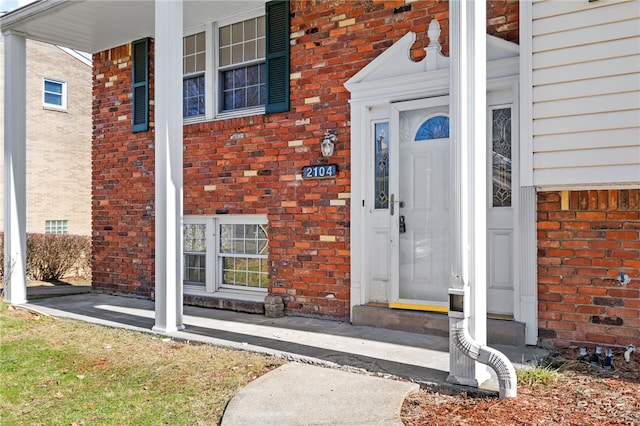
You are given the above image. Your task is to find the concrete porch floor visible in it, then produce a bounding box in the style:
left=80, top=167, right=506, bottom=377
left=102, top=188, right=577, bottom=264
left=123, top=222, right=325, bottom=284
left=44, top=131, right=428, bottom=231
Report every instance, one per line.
left=22, top=292, right=548, bottom=392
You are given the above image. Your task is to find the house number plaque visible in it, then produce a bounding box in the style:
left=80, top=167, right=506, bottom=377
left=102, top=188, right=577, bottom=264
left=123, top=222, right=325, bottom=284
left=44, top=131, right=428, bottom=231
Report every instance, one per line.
left=302, top=164, right=337, bottom=179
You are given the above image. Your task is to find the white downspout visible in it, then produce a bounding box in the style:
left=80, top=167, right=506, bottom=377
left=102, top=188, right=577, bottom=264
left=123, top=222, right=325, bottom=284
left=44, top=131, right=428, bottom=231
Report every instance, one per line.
left=447, top=0, right=517, bottom=399
left=448, top=288, right=517, bottom=399
left=451, top=319, right=517, bottom=399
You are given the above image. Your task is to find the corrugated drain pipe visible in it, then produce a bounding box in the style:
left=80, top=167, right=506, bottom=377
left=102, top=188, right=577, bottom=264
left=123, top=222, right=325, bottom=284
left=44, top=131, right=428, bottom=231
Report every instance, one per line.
left=451, top=319, right=517, bottom=399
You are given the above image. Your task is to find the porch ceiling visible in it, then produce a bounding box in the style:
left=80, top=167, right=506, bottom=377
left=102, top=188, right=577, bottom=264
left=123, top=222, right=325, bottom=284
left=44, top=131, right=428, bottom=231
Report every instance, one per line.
left=1, top=0, right=266, bottom=53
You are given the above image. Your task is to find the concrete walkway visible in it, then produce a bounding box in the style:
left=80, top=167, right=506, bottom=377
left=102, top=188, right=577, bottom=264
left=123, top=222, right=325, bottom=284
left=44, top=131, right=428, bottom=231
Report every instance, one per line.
left=21, top=293, right=549, bottom=425
left=222, top=363, right=418, bottom=426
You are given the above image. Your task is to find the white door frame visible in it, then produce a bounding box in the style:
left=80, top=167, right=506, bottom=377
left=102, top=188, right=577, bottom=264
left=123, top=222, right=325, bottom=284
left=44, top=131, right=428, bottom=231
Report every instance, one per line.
left=345, top=28, right=536, bottom=343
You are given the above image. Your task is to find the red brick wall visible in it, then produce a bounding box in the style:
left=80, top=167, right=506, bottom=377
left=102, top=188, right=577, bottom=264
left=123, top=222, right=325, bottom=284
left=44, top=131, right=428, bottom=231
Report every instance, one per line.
left=537, top=190, right=640, bottom=349
left=92, top=1, right=519, bottom=317
left=92, top=42, right=156, bottom=297
left=487, top=0, right=520, bottom=41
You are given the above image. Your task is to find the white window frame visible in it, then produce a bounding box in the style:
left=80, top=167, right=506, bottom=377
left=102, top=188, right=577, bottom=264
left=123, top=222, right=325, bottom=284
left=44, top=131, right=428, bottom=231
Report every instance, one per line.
left=43, top=78, right=67, bottom=110
left=182, top=28, right=208, bottom=120
left=183, top=7, right=265, bottom=125
left=183, top=215, right=268, bottom=302
left=183, top=221, right=209, bottom=287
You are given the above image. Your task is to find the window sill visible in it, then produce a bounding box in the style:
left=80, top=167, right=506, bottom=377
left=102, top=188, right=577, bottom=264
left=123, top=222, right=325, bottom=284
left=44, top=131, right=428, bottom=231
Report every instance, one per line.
left=43, top=105, right=67, bottom=112
left=184, top=286, right=267, bottom=303
left=183, top=106, right=265, bottom=126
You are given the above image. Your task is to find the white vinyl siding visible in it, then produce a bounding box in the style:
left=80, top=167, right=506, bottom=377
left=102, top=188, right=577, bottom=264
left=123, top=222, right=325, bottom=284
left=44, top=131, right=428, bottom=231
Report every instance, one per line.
left=531, top=0, right=640, bottom=188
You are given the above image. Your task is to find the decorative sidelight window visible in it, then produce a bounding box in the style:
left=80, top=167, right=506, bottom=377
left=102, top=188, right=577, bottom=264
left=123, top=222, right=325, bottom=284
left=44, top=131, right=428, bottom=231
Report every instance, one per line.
left=491, top=107, right=512, bottom=207
left=374, top=122, right=390, bottom=209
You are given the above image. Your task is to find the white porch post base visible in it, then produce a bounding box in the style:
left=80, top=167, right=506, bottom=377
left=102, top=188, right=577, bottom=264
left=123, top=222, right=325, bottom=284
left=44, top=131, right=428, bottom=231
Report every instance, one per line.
left=520, top=186, right=538, bottom=345
left=153, top=0, right=184, bottom=333
left=3, top=32, right=28, bottom=305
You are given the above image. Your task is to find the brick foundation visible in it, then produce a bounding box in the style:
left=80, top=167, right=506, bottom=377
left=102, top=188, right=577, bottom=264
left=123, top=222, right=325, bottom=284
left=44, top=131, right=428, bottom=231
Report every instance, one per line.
left=537, top=189, right=640, bottom=348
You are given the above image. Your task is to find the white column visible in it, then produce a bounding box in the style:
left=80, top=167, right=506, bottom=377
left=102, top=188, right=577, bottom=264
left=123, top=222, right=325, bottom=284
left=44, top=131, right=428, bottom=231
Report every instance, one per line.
left=153, top=0, right=184, bottom=333
left=3, top=32, right=27, bottom=305
left=449, top=0, right=490, bottom=386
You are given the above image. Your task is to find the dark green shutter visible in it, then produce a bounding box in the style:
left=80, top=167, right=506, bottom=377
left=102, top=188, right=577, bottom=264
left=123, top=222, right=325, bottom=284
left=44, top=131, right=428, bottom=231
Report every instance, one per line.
left=132, top=38, right=149, bottom=132
left=265, top=1, right=290, bottom=114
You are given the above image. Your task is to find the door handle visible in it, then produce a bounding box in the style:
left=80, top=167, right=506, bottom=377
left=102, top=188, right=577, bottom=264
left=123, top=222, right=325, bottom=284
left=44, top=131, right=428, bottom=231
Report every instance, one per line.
left=390, top=194, right=405, bottom=216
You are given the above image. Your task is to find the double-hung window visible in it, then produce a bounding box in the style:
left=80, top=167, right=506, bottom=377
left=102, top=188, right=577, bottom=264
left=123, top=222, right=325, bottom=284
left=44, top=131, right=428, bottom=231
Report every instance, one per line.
left=183, top=32, right=207, bottom=118
left=219, top=16, right=266, bottom=113
left=183, top=215, right=268, bottom=299
left=182, top=10, right=266, bottom=121
left=181, top=1, right=289, bottom=122
left=132, top=2, right=289, bottom=130
left=184, top=222, right=207, bottom=286
left=43, top=78, right=67, bottom=110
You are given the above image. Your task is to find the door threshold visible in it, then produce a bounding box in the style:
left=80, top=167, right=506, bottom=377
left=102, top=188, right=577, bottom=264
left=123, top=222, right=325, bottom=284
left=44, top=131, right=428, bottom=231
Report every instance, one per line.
left=487, top=313, right=514, bottom=321
left=366, top=302, right=388, bottom=308
left=389, top=302, right=448, bottom=313
left=366, top=302, right=514, bottom=320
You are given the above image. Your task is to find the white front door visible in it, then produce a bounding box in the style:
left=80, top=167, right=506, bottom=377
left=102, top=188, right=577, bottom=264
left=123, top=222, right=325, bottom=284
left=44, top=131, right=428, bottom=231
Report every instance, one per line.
left=384, top=93, right=517, bottom=315
left=389, top=97, right=451, bottom=311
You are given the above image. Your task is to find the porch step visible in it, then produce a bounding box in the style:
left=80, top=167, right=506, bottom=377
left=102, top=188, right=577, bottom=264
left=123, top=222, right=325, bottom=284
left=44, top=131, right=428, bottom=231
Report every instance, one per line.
left=184, top=294, right=265, bottom=315
left=352, top=305, right=526, bottom=347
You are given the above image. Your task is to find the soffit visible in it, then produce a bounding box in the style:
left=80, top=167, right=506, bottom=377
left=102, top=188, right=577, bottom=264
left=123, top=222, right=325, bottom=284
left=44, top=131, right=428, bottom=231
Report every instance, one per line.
left=1, top=0, right=266, bottom=53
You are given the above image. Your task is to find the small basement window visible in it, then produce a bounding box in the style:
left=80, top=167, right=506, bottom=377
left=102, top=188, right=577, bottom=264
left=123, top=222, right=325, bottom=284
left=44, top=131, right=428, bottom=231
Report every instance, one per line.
left=45, top=220, right=68, bottom=234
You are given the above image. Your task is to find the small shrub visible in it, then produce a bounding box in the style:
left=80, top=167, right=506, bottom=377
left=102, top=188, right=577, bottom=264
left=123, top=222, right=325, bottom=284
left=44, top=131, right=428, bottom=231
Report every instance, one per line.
left=1, top=233, right=91, bottom=283
left=27, top=234, right=91, bottom=281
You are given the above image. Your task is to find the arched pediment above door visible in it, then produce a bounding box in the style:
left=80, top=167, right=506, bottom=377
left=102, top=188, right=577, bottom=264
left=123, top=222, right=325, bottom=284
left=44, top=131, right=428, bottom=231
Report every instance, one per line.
left=344, top=19, right=519, bottom=102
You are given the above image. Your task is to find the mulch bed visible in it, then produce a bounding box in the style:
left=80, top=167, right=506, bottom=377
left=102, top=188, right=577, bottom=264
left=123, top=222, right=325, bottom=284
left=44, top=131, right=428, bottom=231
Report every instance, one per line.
left=402, top=347, right=640, bottom=425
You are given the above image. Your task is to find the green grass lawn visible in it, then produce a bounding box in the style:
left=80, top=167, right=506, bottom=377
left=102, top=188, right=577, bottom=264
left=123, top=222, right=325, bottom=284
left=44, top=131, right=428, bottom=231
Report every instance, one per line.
left=0, top=302, right=283, bottom=425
